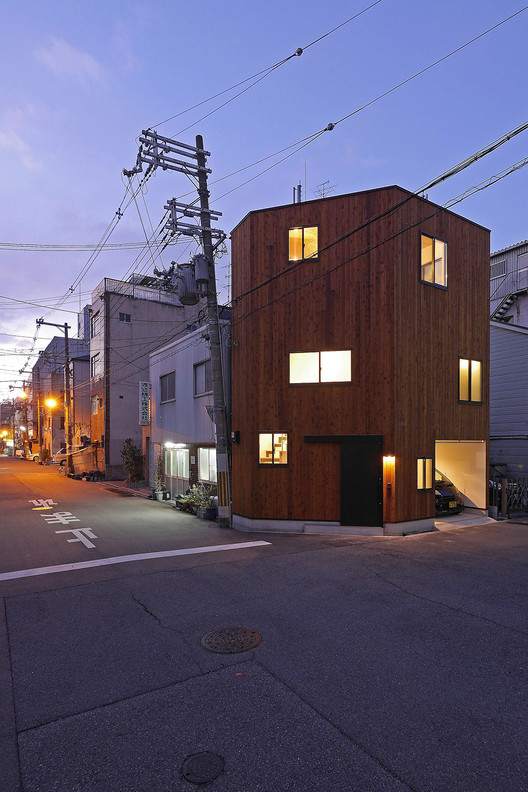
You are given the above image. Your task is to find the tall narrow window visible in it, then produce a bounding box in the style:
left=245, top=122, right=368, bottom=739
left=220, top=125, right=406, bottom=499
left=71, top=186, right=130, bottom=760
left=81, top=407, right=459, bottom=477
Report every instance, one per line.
left=198, top=447, right=217, bottom=482
left=194, top=359, right=212, bottom=396
left=459, top=358, right=482, bottom=403
left=90, top=353, right=101, bottom=378
left=421, top=234, right=447, bottom=287
left=90, top=311, right=100, bottom=338
left=160, top=372, right=176, bottom=403
left=417, top=457, right=433, bottom=490
left=288, top=226, right=318, bottom=261
left=259, top=433, right=288, bottom=465
left=289, top=351, right=351, bottom=384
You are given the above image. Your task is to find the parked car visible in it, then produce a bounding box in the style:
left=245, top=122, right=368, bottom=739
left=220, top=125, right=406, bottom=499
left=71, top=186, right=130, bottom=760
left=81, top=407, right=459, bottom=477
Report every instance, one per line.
left=50, top=448, right=67, bottom=466
left=435, top=470, right=464, bottom=515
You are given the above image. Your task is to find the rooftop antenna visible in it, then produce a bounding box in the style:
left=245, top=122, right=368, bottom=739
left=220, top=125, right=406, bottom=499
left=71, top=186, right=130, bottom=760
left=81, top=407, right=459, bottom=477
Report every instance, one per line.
left=313, top=180, right=338, bottom=199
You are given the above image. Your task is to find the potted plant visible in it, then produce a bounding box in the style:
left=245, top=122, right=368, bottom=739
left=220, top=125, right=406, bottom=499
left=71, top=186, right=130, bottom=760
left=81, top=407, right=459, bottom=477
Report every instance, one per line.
left=187, top=483, right=217, bottom=519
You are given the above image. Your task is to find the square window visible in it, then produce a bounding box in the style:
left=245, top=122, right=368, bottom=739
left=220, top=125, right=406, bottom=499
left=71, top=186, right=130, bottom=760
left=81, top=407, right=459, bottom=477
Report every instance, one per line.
left=160, top=372, right=176, bottom=403
left=119, top=312, right=131, bottom=323
left=421, top=234, right=447, bottom=287
left=288, top=226, right=318, bottom=261
left=320, top=350, right=352, bottom=383
left=259, top=433, right=288, bottom=465
left=289, top=352, right=319, bottom=384
left=417, top=457, right=433, bottom=490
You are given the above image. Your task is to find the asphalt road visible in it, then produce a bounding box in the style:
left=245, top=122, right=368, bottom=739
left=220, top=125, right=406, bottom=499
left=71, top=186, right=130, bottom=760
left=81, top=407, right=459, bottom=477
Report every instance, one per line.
left=1, top=456, right=527, bottom=791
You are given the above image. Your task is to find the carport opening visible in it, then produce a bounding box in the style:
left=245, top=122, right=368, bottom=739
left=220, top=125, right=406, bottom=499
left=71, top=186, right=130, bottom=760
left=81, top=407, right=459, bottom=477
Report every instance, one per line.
left=435, top=440, right=487, bottom=509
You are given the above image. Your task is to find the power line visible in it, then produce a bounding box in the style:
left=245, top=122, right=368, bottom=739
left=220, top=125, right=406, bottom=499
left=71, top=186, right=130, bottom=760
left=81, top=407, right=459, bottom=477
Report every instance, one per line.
left=152, top=1, right=384, bottom=130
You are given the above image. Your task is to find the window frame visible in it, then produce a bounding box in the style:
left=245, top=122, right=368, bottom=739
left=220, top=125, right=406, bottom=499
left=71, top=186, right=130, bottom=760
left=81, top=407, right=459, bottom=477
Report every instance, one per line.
left=288, top=225, right=319, bottom=262
left=90, top=395, right=98, bottom=415
left=90, top=353, right=101, bottom=379
left=193, top=359, right=213, bottom=397
left=420, top=232, right=447, bottom=289
left=258, top=432, right=289, bottom=466
left=417, top=457, right=433, bottom=491
left=458, top=357, right=483, bottom=404
left=160, top=371, right=176, bottom=404
left=198, top=446, right=217, bottom=482
left=119, top=312, right=131, bottom=324
left=90, top=311, right=100, bottom=339
left=289, top=350, right=352, bottom=385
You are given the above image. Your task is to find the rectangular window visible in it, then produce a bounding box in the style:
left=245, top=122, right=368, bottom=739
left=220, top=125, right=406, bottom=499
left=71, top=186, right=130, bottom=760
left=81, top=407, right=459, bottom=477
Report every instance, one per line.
left=459, top=358, right=482, bottom=403
left=288, top=226, right=318, bottom=261
left=198, top=447, right=217, bottom=482
left=421, top=233, right=447, bottom=287
left=119, top=312, right=131, bottom=323
left=91, top=396, right=98, bottom=415
left=90, top=311, right=100, bottom=338
left=160, top=372, right=176, bottom=403
left=194, top=359, right=212, bottom=396
left=90, top=353, right=101, bottom=379
left=490, top=259, right=506, bottom=280
left=417, top=458, right=433, bottom=490
left=289, top=351, right=351, bottom=384
left=259, top=432, right=288, bottom=465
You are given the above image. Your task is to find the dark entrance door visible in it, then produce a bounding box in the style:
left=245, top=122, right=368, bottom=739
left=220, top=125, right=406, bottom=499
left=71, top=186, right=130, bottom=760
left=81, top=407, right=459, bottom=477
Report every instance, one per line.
left=305, top=435, right=383, bottom=527
left=340, top=437, right=383, bottom=526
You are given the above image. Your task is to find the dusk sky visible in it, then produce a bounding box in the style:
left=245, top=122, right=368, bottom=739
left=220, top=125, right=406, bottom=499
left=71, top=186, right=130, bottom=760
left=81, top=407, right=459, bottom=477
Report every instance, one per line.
left=1, top=0, right=527, bottom=398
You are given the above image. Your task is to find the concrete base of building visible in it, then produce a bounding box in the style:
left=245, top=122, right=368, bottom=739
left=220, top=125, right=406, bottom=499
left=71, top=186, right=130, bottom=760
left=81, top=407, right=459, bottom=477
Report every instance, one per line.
left=232, top=514, right=435, bottom=537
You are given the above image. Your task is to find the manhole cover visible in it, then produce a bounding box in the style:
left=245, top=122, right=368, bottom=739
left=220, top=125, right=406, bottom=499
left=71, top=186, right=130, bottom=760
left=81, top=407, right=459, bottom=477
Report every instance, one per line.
left=200, top=627, right=261, bottom=654
left=181, top=752, right=224, bottom=784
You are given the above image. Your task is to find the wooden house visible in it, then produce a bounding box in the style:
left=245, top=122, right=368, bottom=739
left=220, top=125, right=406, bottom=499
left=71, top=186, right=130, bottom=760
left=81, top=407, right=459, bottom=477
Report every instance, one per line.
left=230, top=187, right=490, bottom=535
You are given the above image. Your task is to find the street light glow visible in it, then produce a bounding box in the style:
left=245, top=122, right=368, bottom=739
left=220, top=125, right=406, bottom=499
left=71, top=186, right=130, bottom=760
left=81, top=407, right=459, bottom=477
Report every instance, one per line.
left=45, top=398, right=57, bottom=408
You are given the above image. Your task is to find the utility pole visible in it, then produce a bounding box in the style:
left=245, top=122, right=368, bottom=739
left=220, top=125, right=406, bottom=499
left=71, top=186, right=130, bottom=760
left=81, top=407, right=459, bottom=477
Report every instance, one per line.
left=36, top=320, right=73, bottom=475
left=195, top=135, right=230, bottom=526
left=124, top=131, right=231, bottom=525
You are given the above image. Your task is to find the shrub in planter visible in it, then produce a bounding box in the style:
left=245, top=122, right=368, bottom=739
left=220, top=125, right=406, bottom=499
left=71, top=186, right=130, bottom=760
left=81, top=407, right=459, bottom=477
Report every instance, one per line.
left=121, top=438, right=144, bottom=483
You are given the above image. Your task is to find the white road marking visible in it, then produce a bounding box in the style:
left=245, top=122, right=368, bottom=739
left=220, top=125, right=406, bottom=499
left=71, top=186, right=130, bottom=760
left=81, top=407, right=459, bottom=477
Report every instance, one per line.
left=0, top=541, right=271, bottom=581
left=42, top=511, right=80, bottom=525
left=55, top=527, right=98, bottom=549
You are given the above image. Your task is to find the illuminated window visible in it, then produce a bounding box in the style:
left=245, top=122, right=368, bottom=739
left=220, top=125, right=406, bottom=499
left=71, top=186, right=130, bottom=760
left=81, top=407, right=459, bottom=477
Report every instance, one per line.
left=421, top=234, right=447, bottom=287
left=289, top=226, right=318, bottom=261
left=160, top=372, right=176, bottom=403
left=459, top=358, right=482, bottom=403
left=198, top=447, right=217, bottom=482
left=194, top=359, right=212, bottom=396
left=417, top=457, right=433, bottom=490
left=91, top=396, right=98, bottom=415
left=259, top=433, right=288, bottom=465
left=289, top=351, right=351, bottom=384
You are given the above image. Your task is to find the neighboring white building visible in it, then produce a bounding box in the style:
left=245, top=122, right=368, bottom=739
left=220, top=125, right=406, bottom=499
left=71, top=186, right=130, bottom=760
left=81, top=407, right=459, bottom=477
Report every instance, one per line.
left=88, top=276, right=198, bottom=479
left=148, top=312, right=231, bottom=497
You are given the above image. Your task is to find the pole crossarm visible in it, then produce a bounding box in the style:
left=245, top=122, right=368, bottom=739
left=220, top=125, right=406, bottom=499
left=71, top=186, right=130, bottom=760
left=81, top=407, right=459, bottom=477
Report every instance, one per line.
left=164, top=198, right=225, bottom=241
left=123, top=130, right=212, bottom=178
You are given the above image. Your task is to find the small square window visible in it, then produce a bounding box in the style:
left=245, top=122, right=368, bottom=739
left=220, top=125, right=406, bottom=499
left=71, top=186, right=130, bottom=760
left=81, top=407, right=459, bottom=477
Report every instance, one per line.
left=417, top=457, right=433, bottom=490
left=288, top=226, right=318, bottom=261
left=259, top=433, right=288, bottom=465
left=119, top=312, right=131, bottom=323
left=421, top=234, right=447, bottom=287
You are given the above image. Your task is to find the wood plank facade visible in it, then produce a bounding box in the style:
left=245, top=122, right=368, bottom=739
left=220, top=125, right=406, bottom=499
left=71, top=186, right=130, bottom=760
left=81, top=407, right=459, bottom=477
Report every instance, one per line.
left=230, top=187, right=490, bottom=535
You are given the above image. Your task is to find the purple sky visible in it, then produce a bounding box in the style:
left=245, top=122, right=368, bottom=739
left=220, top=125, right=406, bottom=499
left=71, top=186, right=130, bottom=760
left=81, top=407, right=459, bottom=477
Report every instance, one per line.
left=1, top=0, right=527, bottom=397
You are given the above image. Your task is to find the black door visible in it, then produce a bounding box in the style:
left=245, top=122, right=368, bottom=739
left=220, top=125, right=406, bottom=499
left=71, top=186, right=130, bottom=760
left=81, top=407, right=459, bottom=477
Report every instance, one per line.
left=340, top=437, right=383, bottom=526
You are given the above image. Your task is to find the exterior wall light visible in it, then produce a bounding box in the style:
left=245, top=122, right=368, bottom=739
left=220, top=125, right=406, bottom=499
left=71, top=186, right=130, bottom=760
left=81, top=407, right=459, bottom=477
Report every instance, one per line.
left=383, top=455, right=396, bottom=493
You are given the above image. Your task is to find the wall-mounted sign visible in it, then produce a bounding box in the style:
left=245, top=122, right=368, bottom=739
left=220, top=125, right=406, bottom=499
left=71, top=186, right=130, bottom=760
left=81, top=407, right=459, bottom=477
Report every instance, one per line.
left=139, top=381, right=150, bottom=425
